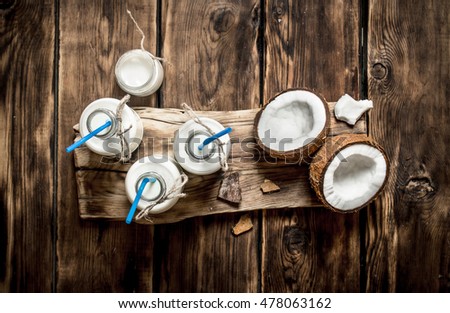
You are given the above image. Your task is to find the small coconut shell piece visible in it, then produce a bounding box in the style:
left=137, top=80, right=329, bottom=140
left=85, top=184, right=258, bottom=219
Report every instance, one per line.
left=310, top=134, right=389, bottom=213
left=260, top=179, right=281, bottom=194
left=232, top=214, right=253, bottom=236
left=218, top=172, right=242, bottom=204
left=254, top=88, right=330, bottom=163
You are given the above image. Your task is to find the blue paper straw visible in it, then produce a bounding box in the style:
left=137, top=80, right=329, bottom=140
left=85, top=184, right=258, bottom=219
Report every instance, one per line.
left=66, top=120, right=112, bottom=153
left=126, top=177, right=157, bottom=224
left=198, top=127, right=232, bottom=151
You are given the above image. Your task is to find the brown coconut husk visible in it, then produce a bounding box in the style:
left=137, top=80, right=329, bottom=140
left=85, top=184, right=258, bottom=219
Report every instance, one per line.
left=254, top=88, right=330, bottom=163
left=309, top=134, right=389, bottom=213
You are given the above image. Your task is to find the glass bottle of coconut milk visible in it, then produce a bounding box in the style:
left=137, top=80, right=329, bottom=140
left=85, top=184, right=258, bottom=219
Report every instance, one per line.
left=78, top=97, right=143, bottom=156
left=173, top=117, right=231, bottom=175
left=115, top=49, right=164, bottom=97
left=125, top=155, right=185, bottom=214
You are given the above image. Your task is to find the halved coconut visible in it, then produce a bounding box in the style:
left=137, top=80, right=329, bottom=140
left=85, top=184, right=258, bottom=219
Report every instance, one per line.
left=254, top=88, right=330, bottom=162
left=310, top=134, right=389, bottom=213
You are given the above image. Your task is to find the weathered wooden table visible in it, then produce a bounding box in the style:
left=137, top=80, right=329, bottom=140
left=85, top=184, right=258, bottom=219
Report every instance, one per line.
left=1, top=0, right=448, bottom=292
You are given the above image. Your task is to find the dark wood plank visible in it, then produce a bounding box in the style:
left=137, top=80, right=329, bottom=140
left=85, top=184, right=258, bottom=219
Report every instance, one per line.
left=156, top=211, right=260, bottom=292
left=261, top=0, right=361, bottom=292
left=0, top=0, right=55, bottom=292
left=262, top=207, right=360, bottom=292
left=366, top=0, right=449, bottom=292
left=154, top=0, right=261, bottom=291
left=264, top=0, right=360, bottom=97
left=72, top=105, right=366, bottom=223
left=160, top=0, right=260, bottom=109
left=57, top=0, right=157, bottom=292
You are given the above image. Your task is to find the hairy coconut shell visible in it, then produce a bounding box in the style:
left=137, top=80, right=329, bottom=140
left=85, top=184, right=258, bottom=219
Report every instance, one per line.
left=309, top=134, right=389, bottom=213
left=254, top=88, right=330, bottom=163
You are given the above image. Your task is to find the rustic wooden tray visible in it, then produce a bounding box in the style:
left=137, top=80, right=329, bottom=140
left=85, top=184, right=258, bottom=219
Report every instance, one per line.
left=73, top=102, right=366, bottom=224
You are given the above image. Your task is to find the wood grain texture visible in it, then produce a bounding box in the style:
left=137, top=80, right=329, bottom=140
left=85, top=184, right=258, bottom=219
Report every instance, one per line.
left=261, top=0, right=361, bottom=292
left=73, top=105, right=366, bottom=224
left=154, top=0, right=261, bottom=292
left=0, top=0, right=55, bottom=292
left=264, top=0, right=360, bottom=96
left=57, top=0, right=157, bottom=292
left=367, top=0, right=449, bottom=292
left=160, top=0, right=260, bottom=109
left=262, top=207, right=360, bottom=291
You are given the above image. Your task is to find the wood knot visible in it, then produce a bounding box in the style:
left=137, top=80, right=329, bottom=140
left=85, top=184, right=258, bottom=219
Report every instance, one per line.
left=371, top=63, right=387, bottom=80
left=273, top=4, right=285, bottom=17
left=272, top=1, right=286, bottom=23
left=211, top=8, right=235, bottom=34
left=404, top=177, right=435, bottom=200
left=283, top=227, right=309, bottom=255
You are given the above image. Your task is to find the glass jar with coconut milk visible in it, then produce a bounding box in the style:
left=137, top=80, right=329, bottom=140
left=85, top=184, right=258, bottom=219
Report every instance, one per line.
left=78, top=97, right=143, bottom=156
left=115, top=49, right=164, bottom=97
left=173, top=117, right=231, bottom=175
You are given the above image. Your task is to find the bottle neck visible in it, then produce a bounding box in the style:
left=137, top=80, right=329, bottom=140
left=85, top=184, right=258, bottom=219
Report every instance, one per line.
left=135, top=172, right=166, bottom=202
left=185, top=130, right=217, bottom=161
left=86, top=108, right=118, bottom=139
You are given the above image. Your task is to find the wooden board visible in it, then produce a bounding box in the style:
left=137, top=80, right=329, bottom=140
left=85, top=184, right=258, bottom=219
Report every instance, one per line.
left=0, top=0, right=55, bottom=292
left=261, top=0, right=362, bottom=292
left=74, top=104, right=366, bottom=224
left=366, top=0, right=449, bottom=292
left=57, top=0, right=157, bottom=292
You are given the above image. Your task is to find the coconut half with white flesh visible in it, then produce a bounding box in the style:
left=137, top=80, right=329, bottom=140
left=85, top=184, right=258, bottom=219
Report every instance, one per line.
left=254, top=88, right=330, bottom=162
left=310, top=134, right=389, bottom=213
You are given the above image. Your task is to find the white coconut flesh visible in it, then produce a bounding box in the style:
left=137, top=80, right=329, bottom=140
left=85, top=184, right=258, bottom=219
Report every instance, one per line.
left=334, top=94, right=373, bottom=125
left=257, top=90, right=327, bottom=152
left=323, top=144, right=387, bottom=211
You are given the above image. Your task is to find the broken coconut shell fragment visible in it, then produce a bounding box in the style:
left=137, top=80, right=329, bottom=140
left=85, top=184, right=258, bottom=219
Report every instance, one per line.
left=260, top=179, right=281, bottom=194
left=309, top=134, right=389, bottom=213
left=232, top=214, right=253, bottom=236
left=218, top=172, right=242, bottom=204
left=254, top=88, right=330, bottom=162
